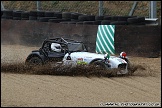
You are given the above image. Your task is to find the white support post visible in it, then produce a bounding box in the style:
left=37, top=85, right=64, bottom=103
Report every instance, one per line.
left=1, top=1, right=5, bottom=10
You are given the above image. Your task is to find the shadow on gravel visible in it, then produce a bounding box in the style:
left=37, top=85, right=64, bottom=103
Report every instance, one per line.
left=1, top=63, right=145, bottom=78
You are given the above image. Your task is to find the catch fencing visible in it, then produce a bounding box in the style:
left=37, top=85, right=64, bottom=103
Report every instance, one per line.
left=1, top=1, right=161, bottom=17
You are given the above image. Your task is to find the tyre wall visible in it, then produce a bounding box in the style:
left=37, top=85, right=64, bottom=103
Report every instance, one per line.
left=1, top=19, right=161, bottom=57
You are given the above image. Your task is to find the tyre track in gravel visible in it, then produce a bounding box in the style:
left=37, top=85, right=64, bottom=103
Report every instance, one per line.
left=106, top=77, right=160, bottom=99
left=93, top=76, right=161, bottom=102
left=1, top=68, right=161, bottom=106
left=2, top=73, right=117, bottom=106
left=1, top=73, right=91, bottom=107
left=1, top=73, right=67, bottom=100
left=3, top=73, right=88, bottom=99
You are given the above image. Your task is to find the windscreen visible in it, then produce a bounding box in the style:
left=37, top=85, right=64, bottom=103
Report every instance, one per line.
left=68, top=43, right=86, bottom=52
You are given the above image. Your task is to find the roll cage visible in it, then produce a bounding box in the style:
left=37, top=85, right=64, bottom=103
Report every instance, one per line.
left=40, top=37, right=88, bottom=53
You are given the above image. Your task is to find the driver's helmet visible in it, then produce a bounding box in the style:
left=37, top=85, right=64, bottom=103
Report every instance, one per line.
left=120, top=52, right=127, bottom=58
left=51, top=43, right=61, bottom=52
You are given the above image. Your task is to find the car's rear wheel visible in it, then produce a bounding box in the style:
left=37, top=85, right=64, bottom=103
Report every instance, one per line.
left=26, top=57, right=43, bottom=67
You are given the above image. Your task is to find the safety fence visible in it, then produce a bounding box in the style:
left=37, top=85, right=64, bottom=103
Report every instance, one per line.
left=1, top=1, right=161, bottom=17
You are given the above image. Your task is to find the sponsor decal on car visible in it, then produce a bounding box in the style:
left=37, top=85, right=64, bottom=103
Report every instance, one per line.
left=77, top=58, right=87, bottom=65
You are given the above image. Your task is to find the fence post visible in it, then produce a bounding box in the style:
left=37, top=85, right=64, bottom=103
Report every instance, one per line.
left=99, top=1, right=103, bottom=16
left=1, top=1, right=5, bottom=10
left=37, top=1, right=41, bottom=11
left=150, top=1, right=157, bottom=18
left=129, top=1, right=138, bottom=16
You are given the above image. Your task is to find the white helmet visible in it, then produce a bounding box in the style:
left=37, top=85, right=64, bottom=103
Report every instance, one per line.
left=51, top=43, right=61, bottom=52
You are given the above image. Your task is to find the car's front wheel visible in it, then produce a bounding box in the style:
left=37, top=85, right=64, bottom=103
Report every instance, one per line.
left=92, top=60, right=108, bottom=69
left=91, top=60, right=112, bottom=77
left=26, top=57, right=43, bottom=67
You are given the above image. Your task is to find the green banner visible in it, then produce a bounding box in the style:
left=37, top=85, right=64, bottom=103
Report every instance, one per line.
left=96, top=25, right=115, bottom=55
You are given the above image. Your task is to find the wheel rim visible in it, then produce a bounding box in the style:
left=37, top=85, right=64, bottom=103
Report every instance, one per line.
left=94, top=62, right=105, bottom=69
left=28, top=57, right=42, bottom=66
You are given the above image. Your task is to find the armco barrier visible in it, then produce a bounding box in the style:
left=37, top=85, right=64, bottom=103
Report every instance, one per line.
left=1, top=19, right=161, bottom=57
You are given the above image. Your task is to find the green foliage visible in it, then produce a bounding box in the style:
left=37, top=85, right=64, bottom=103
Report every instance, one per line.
left=51, top=1, right=59, bottom=6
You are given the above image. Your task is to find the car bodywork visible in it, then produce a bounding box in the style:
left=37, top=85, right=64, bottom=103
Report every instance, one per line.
left=63, top=52, right=128, bottom=75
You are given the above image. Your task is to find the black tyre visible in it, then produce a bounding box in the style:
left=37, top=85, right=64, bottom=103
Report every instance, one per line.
left=91, top=60, right=112, bottom=77
left=29, top=16, right=37, bottom=20
left=37, top=11, right=45, bottom=17
left=26, top=57, right=43, bottom=66
left=21, top=18, right=29, bottom=20
left=92, top=61, right=106, bottom=69
left=29, top=11, right=37, bottom=17
left=54, top=12, right=62, bottom=19
left=59, top=21, right=69, bottom=24
left=117, top=16, right=131, bottom=21
left=2, top=10, right=13, bottom=16
left=13, top=17, right=21, bottom=20
left=110, top=21, right=128, bottom=25
left=13, top=10, right=23, bottom=17
left=68, top=21, right=77, bottom=24
left=87, top=15, right=95, bottom=21
left=103, top=16, right=112, bottom=20
left=1, top=10, right=13, bottom=19
left=83, top=21, right=94, bottom=25
left=21, top=11, right=29, bottom=18
left=127, top=17, right=145, bottom=24
left=2, top=16, right=13, bottom=19
left=48, top=19, right=66, bottom=23
left=71, top=19, right=79, bottom=22
left=101, top=20, right=112, bottom=25
left=1, top=10, right=3, bottom=16
left=71, top=13, right=80, bottom=20
left=39, top=17, right=48, bottom=22
left=95, top=15, right=104, bottom=21
left=93, top=20, right=102, bottom=25
left=111, top=16, right=119, bottom=21
left=62, top=12, right=71, bottom=19
left=62, top=18, right=71, bottom=21
left=78, top=15, right=89, bottom=21
left=45, top=11, right=54, bottom=17
left=76, top=21, right=83, bottom=25
left=39, top=17, right=57, bottom=22
left=48, top=19, right=61, bottom=23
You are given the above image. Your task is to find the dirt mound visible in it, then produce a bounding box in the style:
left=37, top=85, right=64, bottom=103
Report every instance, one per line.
left=1, top=62, right=145, bottom=78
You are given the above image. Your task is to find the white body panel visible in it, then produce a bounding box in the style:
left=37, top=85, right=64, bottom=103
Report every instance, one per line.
left=63, top=52, right=128, bottom=75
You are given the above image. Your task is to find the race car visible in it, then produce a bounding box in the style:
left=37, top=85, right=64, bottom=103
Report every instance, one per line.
left=25, top=37, right=88, bottom=66
left=25, top=37, right=131, bottom=75
left=62, top=51, right=130, bottom=75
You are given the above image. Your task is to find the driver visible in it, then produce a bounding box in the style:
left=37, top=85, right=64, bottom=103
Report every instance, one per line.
left=119, top=51, right=127, bottom=59
left=119, top=51, right=129, bottom=63
left=51, top=43, right=62, bottom=52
